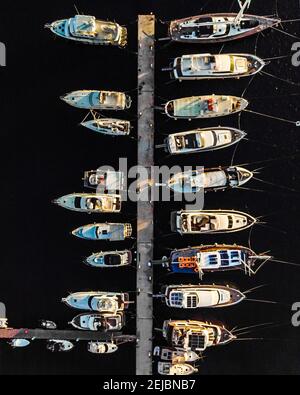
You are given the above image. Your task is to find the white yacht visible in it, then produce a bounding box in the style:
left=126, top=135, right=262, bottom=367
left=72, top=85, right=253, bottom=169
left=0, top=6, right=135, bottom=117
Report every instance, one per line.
left=164, top=95, right=248, bottom=119
left=81, top=118, right=131, bottom=136
left=158, top=362, right=198, bottom=376
left=168, top=166, right=253, bottom=193
left=62, top=291, right=130, bottom=314
left=72, top=223, right=132, bottom=241
left=153, top=346, right=201, bottom=363
left=45, top=15, right=127, bottom=47
left=87, top=341, right=118, bottom=354
left=171, top=209, right=256, bottom=234
left=46, top=340, right=74, bottom=352
left=54, top=193, right=121, bottom=213
left=169, top=53, right=265, bottom=80
left=83, top=170, right=125, bottom=192
left=163, top=284, right=245, bottom=308
left=85, top=250, right=132, bottom=268
left=70, top=312, right=124, bottom=331
left=61, top=90, right=132, bottom=110
left=165, top=127, right=246, bottom=154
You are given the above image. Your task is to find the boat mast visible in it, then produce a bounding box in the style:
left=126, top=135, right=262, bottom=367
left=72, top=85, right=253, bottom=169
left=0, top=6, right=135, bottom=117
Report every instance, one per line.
left=234, top=0, right=252, bottom=25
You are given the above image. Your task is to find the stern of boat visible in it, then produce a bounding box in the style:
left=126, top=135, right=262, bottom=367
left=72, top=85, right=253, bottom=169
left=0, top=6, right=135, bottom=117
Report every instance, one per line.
left=118, top=26, right=128, bottom=47
left=170, top=211, right=180, bottom=232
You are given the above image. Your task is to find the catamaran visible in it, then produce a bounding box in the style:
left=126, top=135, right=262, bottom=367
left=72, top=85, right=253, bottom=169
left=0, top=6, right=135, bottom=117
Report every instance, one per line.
left=165, top=244, right=271, bottom=278
left=61, top=90, right=132, bottom=110
left=168, top=0, right=280, bottom=44
left=83, top=169, right=125, bottom=192
left=45, top=15, right=127, bottom=47
left=72, top=223, right=132, bottom=241
left=158, top=362, right=198, bottom=376
left=163, top=320, right=236, bottom=352
left=85, top=250, right=132, bottom=268
left=164, top=95, right=248, bottom=119
left=165, top=127, right=246, bottom=154
left=162, top=284, right=245, bottom=308
left=167, top=166, right=253, bottom=193
left=81, top=118, right=131, bottom=136
left=53, top=193, right=121, bottom=213
left=171, top=209, right=256, bottom=234
left=70, top=312, right=124, bottom=331
left=167, top=53, right=266, bottom=80
left=62, top=291, right=130, bottom=313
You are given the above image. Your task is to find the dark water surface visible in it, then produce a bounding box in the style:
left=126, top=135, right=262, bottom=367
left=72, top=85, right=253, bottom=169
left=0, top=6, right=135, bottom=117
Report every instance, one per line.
left=0, top=0, right=300, bottom=375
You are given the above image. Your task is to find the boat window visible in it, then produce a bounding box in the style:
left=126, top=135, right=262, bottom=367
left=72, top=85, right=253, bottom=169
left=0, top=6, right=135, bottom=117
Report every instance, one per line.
left=186, top=294, right=198, bottom=308
left=230, top=251, right=241, bottom=264
left=228, top=216, right=233, bottom=228
left=188, top=334, right=206, bottom=351
left=104, top=254, right=121, bottom=266
left=208, top=254, right=218, bottom=265
left=170, top=292, right=183, bottom=306
left=74, top=197, right=82, bottom=209
left=240, top=19, right=259, bottom=29
left=220, top=250, right=230, bottom=266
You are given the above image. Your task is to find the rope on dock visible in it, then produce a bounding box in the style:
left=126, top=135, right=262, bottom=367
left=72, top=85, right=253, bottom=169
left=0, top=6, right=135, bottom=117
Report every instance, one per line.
left=244, top=109, right=300, bottom=126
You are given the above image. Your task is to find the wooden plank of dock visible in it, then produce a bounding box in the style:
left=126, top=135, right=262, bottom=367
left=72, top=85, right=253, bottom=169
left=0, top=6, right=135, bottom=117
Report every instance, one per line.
left=136, top=14, right=155, bottom=376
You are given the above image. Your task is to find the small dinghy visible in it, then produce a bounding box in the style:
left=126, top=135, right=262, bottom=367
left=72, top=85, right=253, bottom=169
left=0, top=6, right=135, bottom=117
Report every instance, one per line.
left=169, top=53, right=265, bottom=80
left=53, top=193, right=121, bottom=213
left=62, top=291, right=130, bottom=313
left=153, top=346, right=201, bottom=363
left=9, top=339, right=30, bottom=348
left=164, top=95, right=248, bottom=119
left=163, top=320, right=235, bottom=352
left=83, top=170, right=125, bottom=192
left=70, top=312, right=124, bottom=331
left=158, top=362, right=198, bottom=376
left=39, top=320, right=57, bottom=329
left=81, top=118, right=131, bottom=136
left=46, top=340, right=74, bottom=352
left=45, top=15, right=127, bottom=47
left=162, top=284, right=245, bottom=308
left=168, top=0, right=280, bottom=44
left=168, top=166, right=253, bottom=193
left=85, top=250, right=132, bottom=268
left=72, top=223, right=132, bottom=241
left=88, top=341, right=118, bottom=354
left=171, top=209, right=256, bottom=234
left=165, top=127, right=246, bottom=154
left=167, top=244, right=271, bottom=277
left=61, top=90, right=132, bottom=110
